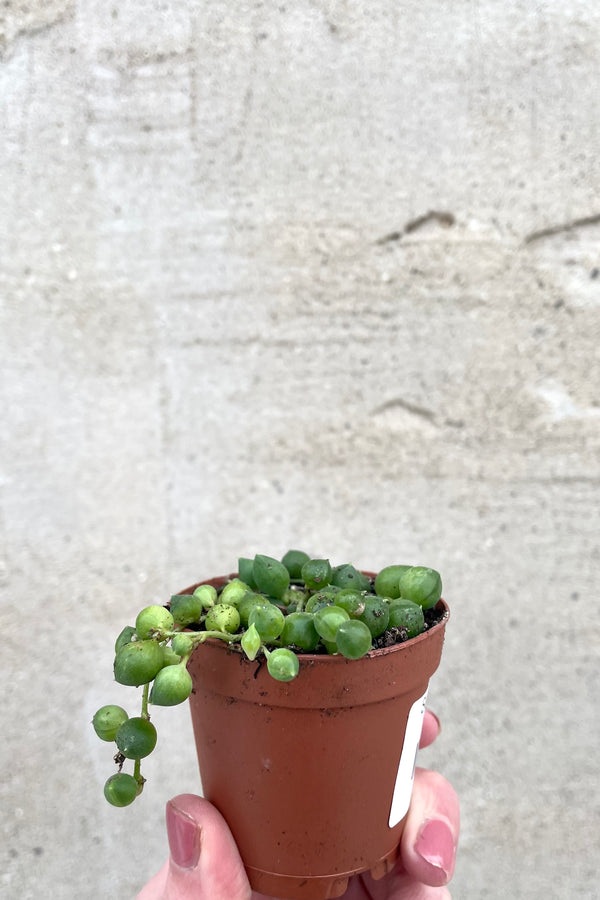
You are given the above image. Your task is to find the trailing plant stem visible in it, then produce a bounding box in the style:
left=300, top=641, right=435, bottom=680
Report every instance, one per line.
left=141, top=682, right=150, bottom=720
left=163, top=629, right=243, bottom=645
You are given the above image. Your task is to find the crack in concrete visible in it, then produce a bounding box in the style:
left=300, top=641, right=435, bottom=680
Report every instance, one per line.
left=524, top=213, right=600, bottom=244
left=376, top=211, right=455, bottom=244
left=405, top=210, right=456, bottom=234
left=371, top=397, right=437, bottom=424
left=96, top=45, right=195, bottom=73
left=233, top=85, right=255, bottom=166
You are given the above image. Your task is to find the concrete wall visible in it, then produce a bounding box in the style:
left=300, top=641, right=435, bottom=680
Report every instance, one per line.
left=1, top=2, right=599, bottom=898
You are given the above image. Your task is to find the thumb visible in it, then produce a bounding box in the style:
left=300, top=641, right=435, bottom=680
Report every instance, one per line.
left=136, top=794, right=252, bottom=900
left=400, top=768, right=460, bottom=888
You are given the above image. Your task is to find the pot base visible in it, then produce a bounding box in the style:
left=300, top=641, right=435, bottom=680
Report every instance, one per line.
left=246, top=844, right=399, bottom=900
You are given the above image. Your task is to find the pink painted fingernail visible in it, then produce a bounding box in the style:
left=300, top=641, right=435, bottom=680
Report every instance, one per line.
left=414, top=819, right=455, bottom=878
left=167, top=801, right=201, bottom=869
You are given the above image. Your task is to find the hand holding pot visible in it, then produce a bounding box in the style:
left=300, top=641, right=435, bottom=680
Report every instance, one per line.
left=136, top=710, right=459, bottom=900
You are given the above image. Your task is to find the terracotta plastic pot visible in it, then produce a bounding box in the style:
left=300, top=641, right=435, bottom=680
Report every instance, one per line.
left=185, top=573, right=449, bottom=900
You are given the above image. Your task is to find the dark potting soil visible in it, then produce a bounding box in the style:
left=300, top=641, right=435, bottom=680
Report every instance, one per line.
left=371, top=603, right=445, bottom=650
left=277, top=603, right=447, bottom=656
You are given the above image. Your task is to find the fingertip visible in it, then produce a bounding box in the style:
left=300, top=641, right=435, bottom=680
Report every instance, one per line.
left=167, top=794, right=241, bottom=854
left=401, top=769, right=460, bottom=887
left=167, top=800, right=202, bottom=869
left=413, top=817, right=456, bottom=886
left=168, top=793, right=215, bottom=821
left=165, top=794, right=252, bottom=899
left=419, top=710, right=441, bottom=749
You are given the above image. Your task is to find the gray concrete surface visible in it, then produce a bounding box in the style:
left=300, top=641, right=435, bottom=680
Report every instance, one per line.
left=1, top=2, right=599, bottom=898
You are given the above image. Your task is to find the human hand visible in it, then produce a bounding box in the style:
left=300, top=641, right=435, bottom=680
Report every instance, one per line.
left=136, top=710, right=459, bottom=900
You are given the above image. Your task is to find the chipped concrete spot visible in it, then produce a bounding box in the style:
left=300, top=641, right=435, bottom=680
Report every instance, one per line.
left=405, top=210, right=455, bottom=235
left=532, top=381, right=600, bottom=422
left=526, top=225, right=600, bottom=309
left=371, top=398, right=439, bottom=435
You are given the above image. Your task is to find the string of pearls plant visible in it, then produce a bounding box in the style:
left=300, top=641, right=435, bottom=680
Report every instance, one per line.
left=93, top=551, right=442, bottom=807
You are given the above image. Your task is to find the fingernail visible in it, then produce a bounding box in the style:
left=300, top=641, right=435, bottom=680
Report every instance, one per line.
left=429, top=710, right=441, bottom=733
left=167, top=801, right=201, bottom=869
left=414, top=819, right=455, bottom=878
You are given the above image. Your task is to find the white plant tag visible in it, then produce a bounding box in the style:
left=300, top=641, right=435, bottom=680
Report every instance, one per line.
left=388, top=689, right=428, bottom=828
